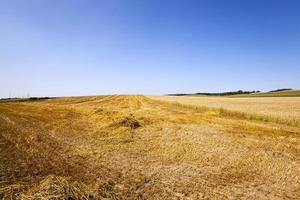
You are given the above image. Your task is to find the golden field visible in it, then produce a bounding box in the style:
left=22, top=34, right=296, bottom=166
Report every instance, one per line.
left=0, top=95, right=299, bottom=199
left=152, top=96, right=300, bottom=125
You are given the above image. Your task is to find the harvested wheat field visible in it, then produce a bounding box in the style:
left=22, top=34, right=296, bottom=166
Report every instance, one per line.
left=0, top=95, right=299, bottom=199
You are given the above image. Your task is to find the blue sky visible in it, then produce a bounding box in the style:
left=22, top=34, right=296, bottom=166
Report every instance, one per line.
left=1, top=0, right=300, bottom=97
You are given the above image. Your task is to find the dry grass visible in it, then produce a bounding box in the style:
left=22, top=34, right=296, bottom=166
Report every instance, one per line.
left=152, top=96, right=300, bottom=125
left=0, top=95, right=299, bottom=199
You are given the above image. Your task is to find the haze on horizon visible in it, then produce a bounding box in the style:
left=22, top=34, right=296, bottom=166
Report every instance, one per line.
left=1, top=0, right=300, bottom=98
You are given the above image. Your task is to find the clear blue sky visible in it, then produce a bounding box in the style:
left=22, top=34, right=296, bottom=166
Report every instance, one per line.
left=1, top=0, right=300, bottom=97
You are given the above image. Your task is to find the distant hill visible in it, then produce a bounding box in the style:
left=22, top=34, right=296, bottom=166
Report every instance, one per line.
left=168, top=89, right=300, bottom=97
left=231, top=89, right=300, bottom=97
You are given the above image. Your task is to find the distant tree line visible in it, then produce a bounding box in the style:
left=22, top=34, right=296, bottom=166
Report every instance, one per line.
left=168, top=90, right=260, bottom=96
left=0, top=97, right=53, bottom=102
left=195, top=90, right=260, bottom=96
left=269, top=88, right=292, bottom=92
left=28, top=97, right=52, bottom=100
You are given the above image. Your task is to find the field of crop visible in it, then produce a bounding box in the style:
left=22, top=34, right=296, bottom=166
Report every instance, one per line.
left=0, top=95, right=299, bottom=199
left=231, top=90, right=300, bottom=97
left=174, top=89, right=300, bottom=98
left=152, top=96, right=300, bottom=125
